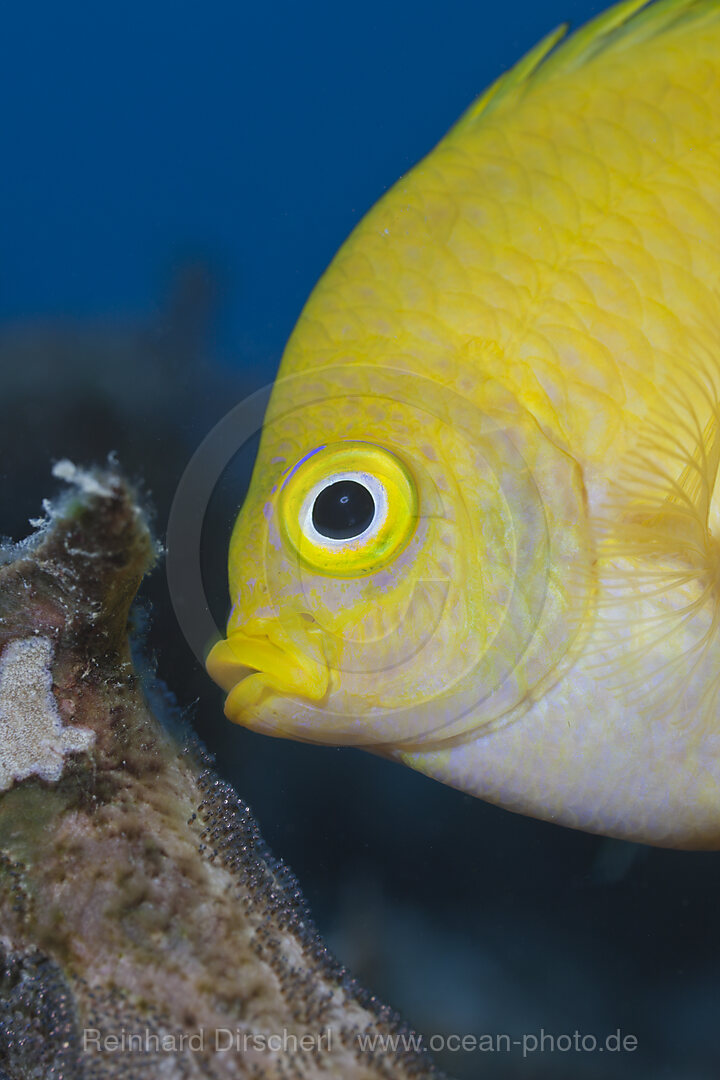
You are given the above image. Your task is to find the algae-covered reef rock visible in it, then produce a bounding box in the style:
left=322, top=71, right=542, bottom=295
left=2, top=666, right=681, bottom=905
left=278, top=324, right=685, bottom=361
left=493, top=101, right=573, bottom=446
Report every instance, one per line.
left=0, top=465, right=443, bottom=1080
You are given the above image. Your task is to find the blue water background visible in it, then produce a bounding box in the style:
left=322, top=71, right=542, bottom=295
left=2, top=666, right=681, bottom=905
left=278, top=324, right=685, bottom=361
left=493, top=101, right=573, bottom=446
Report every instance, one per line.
left=0, top=0, right=605, bottom=368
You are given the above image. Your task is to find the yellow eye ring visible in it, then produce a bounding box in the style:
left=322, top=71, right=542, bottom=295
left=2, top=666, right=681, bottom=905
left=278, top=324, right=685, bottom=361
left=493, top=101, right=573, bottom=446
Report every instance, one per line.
left=277, top=441, right=418, bottom=577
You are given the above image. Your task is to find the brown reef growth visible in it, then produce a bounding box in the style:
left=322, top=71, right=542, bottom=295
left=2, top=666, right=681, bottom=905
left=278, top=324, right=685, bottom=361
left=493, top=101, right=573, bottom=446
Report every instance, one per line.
left=0, top=463, right=443, bottom=1079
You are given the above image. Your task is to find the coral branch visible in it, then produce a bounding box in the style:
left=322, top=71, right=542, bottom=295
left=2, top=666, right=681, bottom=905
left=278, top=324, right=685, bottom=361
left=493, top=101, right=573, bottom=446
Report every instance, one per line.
left=0, top=465, right=443, bottom=1079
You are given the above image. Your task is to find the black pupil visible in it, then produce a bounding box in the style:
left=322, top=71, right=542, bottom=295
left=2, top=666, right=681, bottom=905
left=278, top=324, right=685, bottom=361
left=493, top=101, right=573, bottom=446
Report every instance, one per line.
left=312, top=480, right=375, bottom=540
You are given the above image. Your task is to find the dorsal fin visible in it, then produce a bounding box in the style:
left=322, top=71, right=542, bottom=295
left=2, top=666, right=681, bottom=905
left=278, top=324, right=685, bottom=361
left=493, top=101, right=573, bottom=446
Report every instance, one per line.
left=454, top=0, right=720, bottom=130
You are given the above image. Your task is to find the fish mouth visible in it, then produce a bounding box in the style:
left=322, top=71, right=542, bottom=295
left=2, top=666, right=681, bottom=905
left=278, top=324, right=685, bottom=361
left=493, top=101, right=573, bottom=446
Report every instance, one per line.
left=206, top=621, right=329, bottom=723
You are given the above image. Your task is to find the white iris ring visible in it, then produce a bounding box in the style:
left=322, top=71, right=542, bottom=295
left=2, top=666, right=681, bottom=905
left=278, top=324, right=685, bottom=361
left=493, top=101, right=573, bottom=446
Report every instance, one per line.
left=299, top=471, right=389, bottom=551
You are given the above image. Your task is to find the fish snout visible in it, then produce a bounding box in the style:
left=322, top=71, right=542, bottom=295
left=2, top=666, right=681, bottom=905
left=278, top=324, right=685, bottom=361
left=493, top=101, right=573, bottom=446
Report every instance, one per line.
left=206, top=617, right=329, bottom=722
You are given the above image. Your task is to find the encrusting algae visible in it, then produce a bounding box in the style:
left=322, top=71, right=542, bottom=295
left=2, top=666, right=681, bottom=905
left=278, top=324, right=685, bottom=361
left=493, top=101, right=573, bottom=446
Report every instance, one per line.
left=0, top=463, right=443, bottom=1080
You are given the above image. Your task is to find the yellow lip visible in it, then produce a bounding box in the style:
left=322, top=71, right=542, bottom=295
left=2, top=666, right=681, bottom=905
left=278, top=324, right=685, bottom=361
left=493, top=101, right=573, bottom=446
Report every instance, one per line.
left=206, top=624, right=329, bottom=723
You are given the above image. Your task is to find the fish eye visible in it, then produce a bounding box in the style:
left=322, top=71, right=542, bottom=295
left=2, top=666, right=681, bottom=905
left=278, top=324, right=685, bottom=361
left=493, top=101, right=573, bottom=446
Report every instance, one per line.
left=277, top=442, right=418, bottom=576
left=311, top=479, right=376, bottom=540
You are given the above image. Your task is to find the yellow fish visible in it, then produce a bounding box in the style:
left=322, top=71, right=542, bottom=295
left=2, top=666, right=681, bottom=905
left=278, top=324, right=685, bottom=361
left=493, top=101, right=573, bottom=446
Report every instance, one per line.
left=207, top=0, right=720, bottom=850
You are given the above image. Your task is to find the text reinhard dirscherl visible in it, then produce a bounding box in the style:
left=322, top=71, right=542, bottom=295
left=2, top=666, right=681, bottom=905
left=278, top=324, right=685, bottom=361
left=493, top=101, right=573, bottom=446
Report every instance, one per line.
left=82, top=1027, right=638, bottom=1058
left=83, top=1028, right=332, bottom=1055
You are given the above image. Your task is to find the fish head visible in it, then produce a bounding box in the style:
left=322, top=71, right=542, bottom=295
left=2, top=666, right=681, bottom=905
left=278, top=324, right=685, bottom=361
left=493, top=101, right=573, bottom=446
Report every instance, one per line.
left=207, top=359, right=592, bottom=752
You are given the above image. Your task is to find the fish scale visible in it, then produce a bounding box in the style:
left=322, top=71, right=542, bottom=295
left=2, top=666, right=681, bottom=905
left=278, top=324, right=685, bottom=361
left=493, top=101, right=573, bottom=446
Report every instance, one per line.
left=208, top=0, right=720, bottom=849
left=290, top=21, right=720, bottom=475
